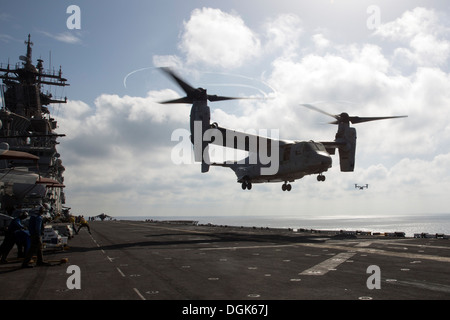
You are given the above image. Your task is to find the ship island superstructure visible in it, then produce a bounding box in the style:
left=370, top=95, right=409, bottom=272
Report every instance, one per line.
left=0, top=34, right=68, bottom=218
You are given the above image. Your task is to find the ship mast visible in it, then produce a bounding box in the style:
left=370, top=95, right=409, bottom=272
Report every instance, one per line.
left=0, top=34, right=69, bottom=215
left=0, top=34, right=69, bottom=118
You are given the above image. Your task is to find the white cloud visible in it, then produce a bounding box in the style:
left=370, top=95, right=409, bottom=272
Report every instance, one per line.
left=54, top=100, right=92, bottom=138
left=55, top=91, right=199, bottom=215
left=0, top=34, right=16, bottom=43
left=179, top=8, right=261, bottom=68
left=268, top=44, right=394, bottom=110
left=312, top=33, right=330, bottom=51
left=267, top=46, right=450, bottom=163
left=374, top=7, right=450, bottom=67
left=39, top=30, right=82, bottom=44
left=56, top=91, right=190, bottom=163
left=406, top=32, right=450, bottom=66
left=263, top=14, right=303, bottom=57
left=374, top=7, right=436, bottom=41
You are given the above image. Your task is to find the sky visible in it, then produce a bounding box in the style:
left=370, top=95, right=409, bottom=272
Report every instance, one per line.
left=1, top=0, right=450, bottom=219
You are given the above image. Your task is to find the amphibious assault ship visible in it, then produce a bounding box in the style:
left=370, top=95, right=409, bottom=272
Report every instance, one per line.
left=0, top=34, right=68, bottom=218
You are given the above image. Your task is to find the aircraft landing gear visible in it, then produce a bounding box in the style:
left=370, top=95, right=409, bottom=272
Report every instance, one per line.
left=241, top=181, right=252, bottom=190
left=282, top=182, right=292, bottom=192
left=210, top=122, right=219, bottom=129
left=317, top=174, right=326, bottom=182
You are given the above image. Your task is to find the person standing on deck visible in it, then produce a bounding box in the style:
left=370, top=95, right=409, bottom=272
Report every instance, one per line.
left=21, top=207, right=49, bottom=268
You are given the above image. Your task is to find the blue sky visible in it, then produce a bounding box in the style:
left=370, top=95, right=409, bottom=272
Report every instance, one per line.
left=2, top=1, right=450, bottom=219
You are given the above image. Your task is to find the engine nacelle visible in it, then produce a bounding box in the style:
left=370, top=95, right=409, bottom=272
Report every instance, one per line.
left=338, top=126, right=356, bottom=172
left=189, top=102, right=211, bottom=172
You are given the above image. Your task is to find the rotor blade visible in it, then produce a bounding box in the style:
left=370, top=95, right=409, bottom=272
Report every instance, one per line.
left=207, top=95, right=247, bottom=102
left=349, top=115, right=408, bottom=124
left=160, top=67, right=272, bottom=103
left=159, top=67, right=197, bottom=96
left=300, top=104, right=339, bottom=120
left=160, top=97, right=195, bottom=104
left=160, top=95, right=247, bottom=104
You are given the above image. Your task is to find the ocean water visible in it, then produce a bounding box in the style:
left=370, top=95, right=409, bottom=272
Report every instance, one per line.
left=115, top=213, right=450, bottom=237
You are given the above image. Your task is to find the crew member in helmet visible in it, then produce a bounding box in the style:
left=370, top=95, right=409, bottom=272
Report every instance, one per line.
left=0, top=211, right=28, bottom=263
left=22, top=207, right=49, bottom=268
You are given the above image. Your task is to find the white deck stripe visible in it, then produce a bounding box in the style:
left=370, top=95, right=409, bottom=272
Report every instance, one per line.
left=299, top=243, right=450, bottom=263
left=116, top=267, right=126, bottom=277
left=133, top=288, right=146, bottom=300
left=300, top=252, right=356, bottom=276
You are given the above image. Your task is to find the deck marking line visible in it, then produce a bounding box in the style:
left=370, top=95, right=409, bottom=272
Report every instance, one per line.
left=298, top=243, right=450, bottom=263
left=300, top=252, right=356, bottom=276
left=390, top=280, right=450, bottom=293
left=200, top=244, right=296, bottom=251
left=121, top=222, right=210, bottom=234
left=116, top=267, right=126, bottom=277
left=356, top=242, right=372, bottom=247
left=133, top=288, right=146, bottom=300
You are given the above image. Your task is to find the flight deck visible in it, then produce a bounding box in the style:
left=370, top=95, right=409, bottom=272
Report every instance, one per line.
left=1, top=220, right=449, bottom=302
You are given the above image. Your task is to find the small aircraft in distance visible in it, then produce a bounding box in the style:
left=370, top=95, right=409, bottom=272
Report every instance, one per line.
left=355, top=184, right=369, bottom=190
left=94, top=213, right=113, bottom=221
left=159, top=68, right=407, bottom=191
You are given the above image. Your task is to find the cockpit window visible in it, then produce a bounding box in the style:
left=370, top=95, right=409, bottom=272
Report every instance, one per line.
left=295, top=142, right=326, bottom=155
left=314, top=142, right=326, bottom=152
left=307, top=141, right=326, bottom=152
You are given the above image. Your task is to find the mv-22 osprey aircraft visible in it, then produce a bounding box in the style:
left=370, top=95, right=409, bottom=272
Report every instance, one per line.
left=160, top=68, right=407, bottom=191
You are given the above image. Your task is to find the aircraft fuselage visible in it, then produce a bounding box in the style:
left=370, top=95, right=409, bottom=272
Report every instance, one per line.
left=215, top=141, right=332, bottom=188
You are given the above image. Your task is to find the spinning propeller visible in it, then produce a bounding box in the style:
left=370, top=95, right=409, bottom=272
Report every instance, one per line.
left=301, top=103, right=408, bottom=125
left=159, top=67, right=253, bottom=104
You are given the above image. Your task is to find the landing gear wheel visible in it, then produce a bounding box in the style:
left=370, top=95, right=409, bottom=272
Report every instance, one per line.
left=317, top=174, right=326, bottom=182
left=282, top=182, right=292, bottom=192
left=241, top=181, right=252, bottom=190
